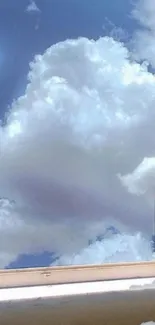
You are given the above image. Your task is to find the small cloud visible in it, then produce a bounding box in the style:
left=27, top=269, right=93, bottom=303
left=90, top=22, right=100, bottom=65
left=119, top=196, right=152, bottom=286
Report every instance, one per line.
left=26, top=0, right=41, bottom=14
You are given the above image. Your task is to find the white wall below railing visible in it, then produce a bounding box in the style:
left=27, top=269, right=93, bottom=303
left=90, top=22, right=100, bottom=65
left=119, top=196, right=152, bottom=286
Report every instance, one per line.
left=0, top=263, right=155, bottom=325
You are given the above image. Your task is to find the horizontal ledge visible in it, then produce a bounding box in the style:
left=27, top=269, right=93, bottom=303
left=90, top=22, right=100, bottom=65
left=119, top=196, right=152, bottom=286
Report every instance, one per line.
left=1, top=277, right=155, bottom=303
left=0, top=261, right=155, bottom=288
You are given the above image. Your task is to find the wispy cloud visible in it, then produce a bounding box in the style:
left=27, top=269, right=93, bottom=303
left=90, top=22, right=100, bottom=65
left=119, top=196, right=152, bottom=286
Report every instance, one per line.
left=132, top=0, right=155, bottom=68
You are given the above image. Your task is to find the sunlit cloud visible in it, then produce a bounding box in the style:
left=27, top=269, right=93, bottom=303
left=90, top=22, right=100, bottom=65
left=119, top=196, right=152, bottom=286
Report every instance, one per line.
left=0, top=0, right=155, bottom=268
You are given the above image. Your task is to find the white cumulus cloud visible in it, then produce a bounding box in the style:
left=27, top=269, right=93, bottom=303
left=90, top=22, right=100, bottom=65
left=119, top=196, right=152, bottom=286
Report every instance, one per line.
left=53, top=232, right=152, bottom=266
left=1, top=0, right=155, bottom=267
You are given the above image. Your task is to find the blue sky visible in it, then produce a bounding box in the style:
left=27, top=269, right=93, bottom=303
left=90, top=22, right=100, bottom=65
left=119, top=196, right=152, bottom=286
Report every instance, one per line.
left=2, top=0, right=154, bottom=269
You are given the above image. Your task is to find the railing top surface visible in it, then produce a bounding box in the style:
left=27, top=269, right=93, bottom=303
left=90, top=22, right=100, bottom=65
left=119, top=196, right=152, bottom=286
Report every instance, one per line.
left=0, top=261, right=155, bottom=288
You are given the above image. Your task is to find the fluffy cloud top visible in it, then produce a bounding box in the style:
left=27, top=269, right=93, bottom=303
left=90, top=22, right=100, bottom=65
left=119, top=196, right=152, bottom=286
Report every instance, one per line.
left=53, top=232, right=152, bottom=266
left=1, top=0, right=155, bottom=268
